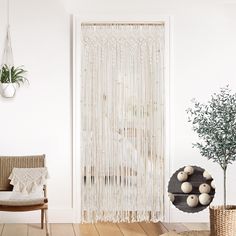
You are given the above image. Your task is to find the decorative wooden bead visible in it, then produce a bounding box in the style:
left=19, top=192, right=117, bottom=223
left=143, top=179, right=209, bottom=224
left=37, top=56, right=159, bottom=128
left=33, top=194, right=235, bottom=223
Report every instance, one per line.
left=168, top=192, right=175, bottom=202
left=199, top=183, right=211, bottom=194
left=211, top=180, right=216, bottom=189
left=203, top=170, right=212, bottom=180
left=181, top=182, right=193, bottom=193
left=177, top=171, right=188, bottom=182
left=187, top=195, right=199, bottom=207
left=199, top=193, right=211, bottom=205
left=184, top=166, right=194, bottom=175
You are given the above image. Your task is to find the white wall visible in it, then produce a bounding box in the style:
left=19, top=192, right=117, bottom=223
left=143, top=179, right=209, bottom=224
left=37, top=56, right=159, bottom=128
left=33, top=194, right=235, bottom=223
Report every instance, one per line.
left=0, top=0, right=236, bottom=223
left=0, top=0, right=72, bottom=222
left=66, top=0, right=236, bottom=223
left=64, top=0, right=236, bottom=222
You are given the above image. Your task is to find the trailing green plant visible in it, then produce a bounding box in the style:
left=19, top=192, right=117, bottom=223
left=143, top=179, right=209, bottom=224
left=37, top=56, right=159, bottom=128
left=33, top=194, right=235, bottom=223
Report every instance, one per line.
left=187, top=86, right=236, bottom=207
left=0, top=64, right=28, bottom=86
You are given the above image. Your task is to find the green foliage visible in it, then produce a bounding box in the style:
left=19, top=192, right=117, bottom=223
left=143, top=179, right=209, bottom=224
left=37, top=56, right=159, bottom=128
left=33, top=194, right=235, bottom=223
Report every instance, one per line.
left=0, top=64, right=28, bottom=86
left=187, top=86, right=236, bottom=171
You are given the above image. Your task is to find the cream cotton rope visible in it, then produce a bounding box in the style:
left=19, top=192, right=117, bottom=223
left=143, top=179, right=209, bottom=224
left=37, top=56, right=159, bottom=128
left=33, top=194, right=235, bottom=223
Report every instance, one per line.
left=81, top=23, right=165, bottom=223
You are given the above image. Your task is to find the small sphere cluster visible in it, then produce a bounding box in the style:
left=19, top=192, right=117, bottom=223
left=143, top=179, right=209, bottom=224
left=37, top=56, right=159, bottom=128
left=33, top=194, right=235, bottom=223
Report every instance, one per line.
left=169, top=166, right=214, bottom=208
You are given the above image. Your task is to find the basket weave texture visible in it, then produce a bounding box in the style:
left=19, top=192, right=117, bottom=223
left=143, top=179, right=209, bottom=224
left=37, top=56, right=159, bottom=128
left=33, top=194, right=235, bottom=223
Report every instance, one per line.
left=210, top=205, right=236, bottom=236
left=0, top=155, right=45, bottom=191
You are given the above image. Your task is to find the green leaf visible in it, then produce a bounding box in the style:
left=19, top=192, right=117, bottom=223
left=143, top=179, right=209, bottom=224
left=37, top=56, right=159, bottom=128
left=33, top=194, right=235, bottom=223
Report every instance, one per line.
left=0, top=64, right=28, bottom=86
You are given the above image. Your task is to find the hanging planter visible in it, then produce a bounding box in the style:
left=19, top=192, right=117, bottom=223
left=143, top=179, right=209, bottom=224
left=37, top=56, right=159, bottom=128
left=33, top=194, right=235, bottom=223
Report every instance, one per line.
left=0, top=0, right=28, bottom=98
left=0, top=64, right=27, bottom=98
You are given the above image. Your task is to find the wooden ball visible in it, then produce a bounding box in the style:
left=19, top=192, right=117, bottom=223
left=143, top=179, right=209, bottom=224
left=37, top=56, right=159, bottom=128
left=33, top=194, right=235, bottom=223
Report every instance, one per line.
left=199, top=193, right=211, bottom=205
left=168, top=192, right=175, bottom=202
left=184, top=166, right=194, bottom=175
left=177, top=171, right=188, bottom=182
left=199, top=183, right=211, bottom=194
left=203, top=170, right=212, bottom=180
left=181, top=182, right=193, bottom=193
left=211, top=180, right=216, bottom=189
left=187, top=195, right=199, bottom=207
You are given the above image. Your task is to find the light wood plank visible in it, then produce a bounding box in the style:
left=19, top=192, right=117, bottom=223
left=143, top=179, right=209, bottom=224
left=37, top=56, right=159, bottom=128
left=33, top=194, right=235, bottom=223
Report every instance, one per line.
left=28, top=224, right=46, bottom=236
left=161, top=223, right=188, bottom=233
left=51, top=224, right=75, bottom=236
left=2, top=224, right=27, bottom=236
left=73, top=224, right=99, bottom=236
left=183, top=223, right=210, bottom=231
left=95, top=222, right=123, bottom=236
left=118, top=223, right=147, bottom=236
left=0, top=224, right=4, bottom=235
left=139, top=222, right=168, bottom=236
left=0, top=223, right=212, bottom=236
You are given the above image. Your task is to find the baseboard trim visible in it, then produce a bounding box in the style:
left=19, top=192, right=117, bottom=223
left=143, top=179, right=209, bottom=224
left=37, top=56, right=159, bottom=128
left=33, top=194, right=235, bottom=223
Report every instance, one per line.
left=0, top=208, right=75, bottom=223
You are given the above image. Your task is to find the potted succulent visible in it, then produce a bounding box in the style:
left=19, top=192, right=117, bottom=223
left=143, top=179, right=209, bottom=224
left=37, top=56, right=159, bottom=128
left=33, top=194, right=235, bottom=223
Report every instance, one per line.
left=187, top=86, right=236, bottom=236
left=0, top=64, right=28, bottom=98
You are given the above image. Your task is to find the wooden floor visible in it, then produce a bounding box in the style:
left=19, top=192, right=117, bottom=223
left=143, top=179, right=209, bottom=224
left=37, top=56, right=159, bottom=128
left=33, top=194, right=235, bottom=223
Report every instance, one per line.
left=0, top=223, right=209, bottom=236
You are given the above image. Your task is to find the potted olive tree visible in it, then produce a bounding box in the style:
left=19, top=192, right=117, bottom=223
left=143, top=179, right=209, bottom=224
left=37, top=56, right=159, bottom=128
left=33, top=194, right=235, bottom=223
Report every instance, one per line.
left=0, top=64, right=28, bottom=98
left=187, top=86, right=236, bottom=236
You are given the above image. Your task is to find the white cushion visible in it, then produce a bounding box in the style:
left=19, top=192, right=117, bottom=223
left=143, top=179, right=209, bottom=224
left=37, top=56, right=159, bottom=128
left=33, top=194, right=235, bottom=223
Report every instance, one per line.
left=0, top=198, right=46, bottom=206
left=0, top=191, right=46, bottom=206
left=0, top=191, right=12, bottom=201
left=9, top=189, right=44, bottom=200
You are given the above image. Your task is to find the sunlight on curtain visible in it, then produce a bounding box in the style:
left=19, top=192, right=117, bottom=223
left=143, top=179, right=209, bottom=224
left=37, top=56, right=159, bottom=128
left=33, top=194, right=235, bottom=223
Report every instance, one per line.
left=81, top=23, right=165, bottom=223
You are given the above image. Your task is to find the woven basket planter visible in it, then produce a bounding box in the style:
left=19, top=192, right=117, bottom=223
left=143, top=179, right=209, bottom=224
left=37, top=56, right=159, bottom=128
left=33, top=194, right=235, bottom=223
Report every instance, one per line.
left=210, top=205, right=236, bottom=236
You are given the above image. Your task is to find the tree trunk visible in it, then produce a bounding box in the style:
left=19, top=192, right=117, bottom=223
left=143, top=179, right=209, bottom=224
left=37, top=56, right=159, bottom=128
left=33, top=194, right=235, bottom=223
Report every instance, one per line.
left=224, top=168, right=226, bottom=208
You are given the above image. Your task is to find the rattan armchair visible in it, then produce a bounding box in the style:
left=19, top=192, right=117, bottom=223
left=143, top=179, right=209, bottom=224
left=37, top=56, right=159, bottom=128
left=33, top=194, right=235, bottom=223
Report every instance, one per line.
left=0, top=155, right=50, bottom=236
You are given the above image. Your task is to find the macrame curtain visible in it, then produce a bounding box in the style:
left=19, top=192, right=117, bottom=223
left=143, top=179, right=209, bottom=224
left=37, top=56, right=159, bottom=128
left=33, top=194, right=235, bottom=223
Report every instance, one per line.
left=81, top=23, right=165, bottom=223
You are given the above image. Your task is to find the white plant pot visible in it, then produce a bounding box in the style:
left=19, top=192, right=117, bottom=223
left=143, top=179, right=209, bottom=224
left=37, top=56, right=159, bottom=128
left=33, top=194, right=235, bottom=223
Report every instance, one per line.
left=0, top=83, right=16, bottom=98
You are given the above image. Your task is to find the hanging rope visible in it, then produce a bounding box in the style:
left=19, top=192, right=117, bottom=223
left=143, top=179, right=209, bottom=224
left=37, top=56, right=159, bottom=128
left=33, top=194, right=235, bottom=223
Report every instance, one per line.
left=1, top=0, right=14, bottom=83
left=7, top=0, right=10, bottom=27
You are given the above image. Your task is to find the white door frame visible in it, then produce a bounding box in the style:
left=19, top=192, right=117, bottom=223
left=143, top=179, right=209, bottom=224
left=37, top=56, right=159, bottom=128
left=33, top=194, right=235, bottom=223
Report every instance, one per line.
left=72, top=14, right=173, bottom=223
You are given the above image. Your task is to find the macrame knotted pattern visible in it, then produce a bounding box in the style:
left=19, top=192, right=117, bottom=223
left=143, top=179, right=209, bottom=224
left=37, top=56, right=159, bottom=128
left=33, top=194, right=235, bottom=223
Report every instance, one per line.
left=81, top=23, right=165, bottom=223
left=9, top=168, right=49, bottom=195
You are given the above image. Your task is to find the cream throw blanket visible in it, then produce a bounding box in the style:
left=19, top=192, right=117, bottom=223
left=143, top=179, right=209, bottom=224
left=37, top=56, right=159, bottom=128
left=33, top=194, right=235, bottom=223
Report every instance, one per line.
left=9, top=168, right=49, bottom=195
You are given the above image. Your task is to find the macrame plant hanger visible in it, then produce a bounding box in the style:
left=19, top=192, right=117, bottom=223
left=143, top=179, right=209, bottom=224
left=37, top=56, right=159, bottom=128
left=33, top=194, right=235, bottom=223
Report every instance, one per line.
left=0, top=0, right=16, bottom=98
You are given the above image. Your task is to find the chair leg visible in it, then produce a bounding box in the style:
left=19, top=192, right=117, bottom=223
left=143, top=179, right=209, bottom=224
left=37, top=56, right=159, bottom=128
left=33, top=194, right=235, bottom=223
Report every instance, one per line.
left=41, top=209, right=44, bottom=229
left=45, top=209, right=50, bottom=236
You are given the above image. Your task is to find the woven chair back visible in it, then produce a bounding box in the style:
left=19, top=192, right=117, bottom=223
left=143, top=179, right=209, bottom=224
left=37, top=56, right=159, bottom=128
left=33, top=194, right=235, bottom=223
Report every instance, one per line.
left=0, top=155, right=45, bottom=191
